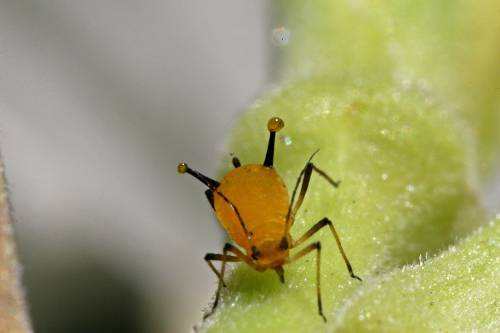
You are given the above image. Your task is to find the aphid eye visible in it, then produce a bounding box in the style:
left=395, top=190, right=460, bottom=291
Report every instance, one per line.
left=177, top=162, right=188, bottom=174
left=267, top=117, right=285, bottom=132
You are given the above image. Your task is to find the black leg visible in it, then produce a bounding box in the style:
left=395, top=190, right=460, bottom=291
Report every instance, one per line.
left=203, top=250, right=240, bottom=319
left=213, top=190, right=251, bottom=240
left=286, top=157, right=340, bottom=230
left=287, top=242, right=326, bottom=322
left=204, top=253, right=240, bottom=287
left=203, top=243, right=256, bottom=319
left=293, top=218, right=361, bottom=281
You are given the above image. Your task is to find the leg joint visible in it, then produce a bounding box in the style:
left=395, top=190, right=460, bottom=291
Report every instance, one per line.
left=204, top=253, right=215, bottom=261
left=318, top=217, right=332, bottom=227
left=314, top=241, right=321, bottom=250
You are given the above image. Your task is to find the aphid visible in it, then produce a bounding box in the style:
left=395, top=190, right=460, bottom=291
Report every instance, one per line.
left=177, top=117, right=361, bottom=322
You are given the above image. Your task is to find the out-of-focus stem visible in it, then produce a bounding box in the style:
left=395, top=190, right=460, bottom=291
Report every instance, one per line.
left=0, top=157, right=31, bottom=333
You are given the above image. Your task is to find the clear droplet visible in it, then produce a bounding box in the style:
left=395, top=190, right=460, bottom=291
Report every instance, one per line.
left=381, top=173, right=389, bottom=181
left=280, top=135, right=292, bottom=146
left=272, top=26, right=290, bottom=46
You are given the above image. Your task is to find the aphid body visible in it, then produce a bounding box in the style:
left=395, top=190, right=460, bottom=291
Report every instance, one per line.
left=215, top=164, right=289, bottom=268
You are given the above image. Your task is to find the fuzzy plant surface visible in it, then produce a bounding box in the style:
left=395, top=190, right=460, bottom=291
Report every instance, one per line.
left=197, top=1, right=500, bottom=332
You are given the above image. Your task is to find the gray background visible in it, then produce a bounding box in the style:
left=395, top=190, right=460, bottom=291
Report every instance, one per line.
left=0, top=1, right=271, bottom=332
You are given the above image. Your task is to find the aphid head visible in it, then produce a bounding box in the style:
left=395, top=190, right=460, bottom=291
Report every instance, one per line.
left=251, top=238, right=289, bottom=269
left=263, top=116, right=285, bottom=167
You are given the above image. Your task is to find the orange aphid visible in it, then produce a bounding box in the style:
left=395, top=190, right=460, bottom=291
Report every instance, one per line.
left=177, top=117, right=361, bottom=322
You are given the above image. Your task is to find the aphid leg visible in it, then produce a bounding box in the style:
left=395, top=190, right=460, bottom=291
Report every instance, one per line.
left=287, top=242, right=326, bottom=322
left=214, top=191, right=252, bottom=241
left=232, top=156, right=241, bottom=168
left=293, top=217, right=362, bottom=281
left=222, top=243, right=260, bottom=269
left=286, top=160, right=340, bottom=229
left=204, top=253, right=239, bottom=287
left=203, top=250, right=238, bottom=319
left=203, top=243, right=256, bottom=319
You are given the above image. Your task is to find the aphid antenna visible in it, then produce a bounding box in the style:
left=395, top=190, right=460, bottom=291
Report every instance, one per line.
left=177, top=162, right=219, bottom=190
left=263, top=117, right=285, bottom=167
left=177, top=161, right=252, bottom=240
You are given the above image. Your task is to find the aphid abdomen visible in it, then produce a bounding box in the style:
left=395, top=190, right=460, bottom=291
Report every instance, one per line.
left=214, top=164, right=289, bottom=253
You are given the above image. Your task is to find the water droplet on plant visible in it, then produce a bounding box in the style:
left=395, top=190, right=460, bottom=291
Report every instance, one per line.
left=280, top=135, right=293, bottom=146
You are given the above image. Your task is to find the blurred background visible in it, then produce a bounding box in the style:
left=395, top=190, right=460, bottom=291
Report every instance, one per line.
left=1, top=1, right=499, bottom=333
left=0, top=1, right=275, bottom=332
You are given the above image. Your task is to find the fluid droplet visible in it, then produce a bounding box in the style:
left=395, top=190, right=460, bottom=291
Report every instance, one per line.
left=272, top=26, right=290, bottom=46
left=280, top=135, right=292, bottom=146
